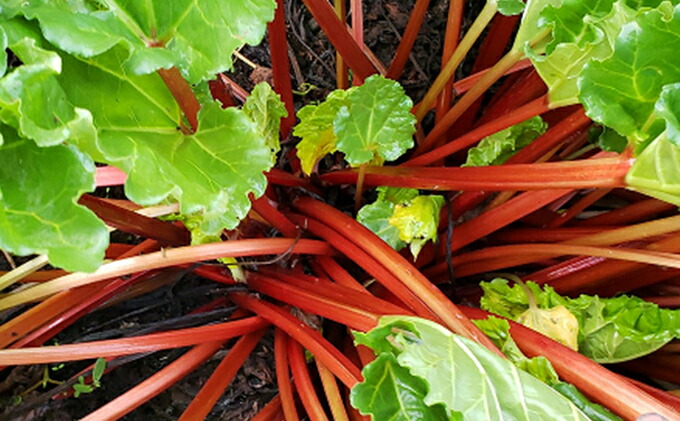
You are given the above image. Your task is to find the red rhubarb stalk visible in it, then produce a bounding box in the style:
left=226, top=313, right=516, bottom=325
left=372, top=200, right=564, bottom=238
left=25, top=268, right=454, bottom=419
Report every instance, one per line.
left=229, top=292, right=363, bottom=388
left=268, top=0, right=296, bottom=137
left=178, top=329, right=267, bottom=420
left=81, top=341, right=223, bottom=421
left=316, top=358, right=351, bottom=421
left=287, top=213, right=437, bottom=318
left=288, top=338, right=331, bottom=421
left=323, top=157, right=631, bottom=191
left=275, top=329, right=300, bottom=421
left=0, top=316, right=268, bottom=365
left=404, top=96, right=549, bottom=166
left=246, top=273, right=381, bottom=332
left=157, top=67, right=201, bottom=132
left=386, top=0, right=432, bottom=80
left=300, top=0, right=377, bottom=80
left=293, top=197, right=502, bottom=354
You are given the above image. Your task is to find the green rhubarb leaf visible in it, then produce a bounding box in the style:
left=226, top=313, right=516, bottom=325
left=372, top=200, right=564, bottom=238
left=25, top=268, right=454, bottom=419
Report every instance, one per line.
left=242, top=82, right=287, bottom=158
left=529, top=0, right=636, bottom=106
left=388, top=195, right=444, bottom=259
left=58, top=47, right=273, bottom=237
left=357, top=200, right=406, bottom=251
left=0, top=18, right=97, bottom=147
left=463, top=116, right=547, bottom=166
left=512, top=0, right=561, bottom=51
left=334, top=75, right=415, bottom=166
left=656, top=82, right=680, bottom=146
left=0, top=127, right=107, bottom=272
left=597, top=127, right=628, bottom=152
left=579, top=2, right=680, bottom=145
left=540, top=0, right=620, bottom=54
left=294, top=89, right=352, bottom=175
left=473, top=317, right=621, bottom=421
left=481, top=279, right=680, bottom=363
left=376, top=186, right=419, bottom=205
left=354, top=316, right=591, bottom=420
left=20, top=0, right=276, bottom=83
left=498, top=0, right=526, bottom=16
left=350, top=353, right=451, bottom=421
left=626, top=85, right=680, bottom=203
left=473, top=316, right=560, bottom=384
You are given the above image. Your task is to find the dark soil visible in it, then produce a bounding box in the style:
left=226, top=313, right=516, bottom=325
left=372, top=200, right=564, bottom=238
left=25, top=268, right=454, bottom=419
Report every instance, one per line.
left=0, top=1, right=484, bottom=419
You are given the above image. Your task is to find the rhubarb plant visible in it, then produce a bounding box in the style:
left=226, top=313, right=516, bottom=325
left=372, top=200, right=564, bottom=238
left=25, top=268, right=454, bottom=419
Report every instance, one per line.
left=0, top=0, right=279, bottom=271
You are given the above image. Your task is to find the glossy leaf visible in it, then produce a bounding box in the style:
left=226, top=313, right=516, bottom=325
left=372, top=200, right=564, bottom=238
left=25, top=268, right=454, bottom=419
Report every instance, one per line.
left=350, top=353, right=451, bottom=421
left=597, top=127, right=628, bottom=152
left=356, top=200, right=405, bottom=251
left=58, top=49, right=274, bottom=236
left=530, top=0, right=636, bottom=106
left=376, top=186, right=419, bottom=204
left=656, top=82, right=680, bottom=146
left=294, top=89, right=351, bottom=175
left=353, top=316, right=591, bottom=420
left=0, top=128, right=107, bottom=272
left=0, top=18, right=97, bottom=147
left=512, top=0, right=561, bottom=51
left=21, top=0, right=277, bottom=83
left=357, top=190, right=443, bottom=259
left=388, top=195, right=444, bottom=259
left=463, top=116, right=547, bottom=166
left=579, top=2, right=680, bottom=145
left=481, top=279, right=680, bottom=363
left=334, top=75, right=415, bottom=166
left=242, top=82, right=287, bottom=158
left=473, top=316, right=560, bottom=384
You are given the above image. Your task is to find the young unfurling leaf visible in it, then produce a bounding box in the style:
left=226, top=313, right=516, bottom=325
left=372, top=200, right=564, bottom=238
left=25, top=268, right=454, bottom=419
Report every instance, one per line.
left=357, top=188, right=443, bottom=259
left=334, top=75, right=416, bottom=166
left=295, top=75, right=416, bottom=173
left=463, top=116, right=547, bottom=167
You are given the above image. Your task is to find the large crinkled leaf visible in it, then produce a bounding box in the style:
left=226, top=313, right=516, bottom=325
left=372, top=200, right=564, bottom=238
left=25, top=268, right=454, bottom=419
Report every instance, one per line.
left=0, top=128, right=107, bottom=272
left=540, top=0, right=620, bottom=53
left=350, top=353, right=452, bottom=421
left=0, top=18, right=96, bottom=147
left=463, top=116, right=547, bottom=166
left=59, top=48, right=273, bottom=236
left=480, top=279, right=680, bottom=363
left=530, top=0, right=636, bottom=106
left=353, top=316, right=591, bottom=420
left=579, top=2, right=680, bottom=145
left=294, top=89, right=352, bottom=175
left=242, top=82, right=287, bottom=158
left=334, top=75, right=415, bottom=166
left=20, top=0, right=276, bottom=83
